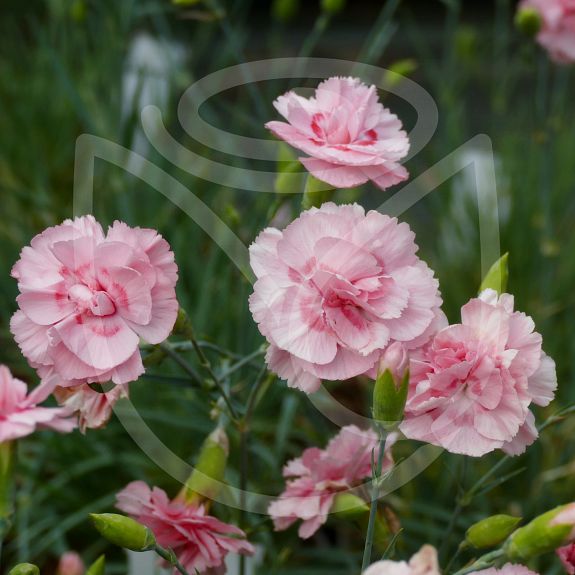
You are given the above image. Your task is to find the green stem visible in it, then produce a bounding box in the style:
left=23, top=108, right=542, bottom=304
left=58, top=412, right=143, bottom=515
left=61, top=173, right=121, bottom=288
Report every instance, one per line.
left=238, top=366, right=270, bottom=575
left=177, top=313, right=240, bottom=421
left=451, top=549, right=504, bottom=575
left=361, top=429, right=387, bottom=571
left=154, top=544, right=191, bottom=575
left=0, top=442, right=13, bottom=564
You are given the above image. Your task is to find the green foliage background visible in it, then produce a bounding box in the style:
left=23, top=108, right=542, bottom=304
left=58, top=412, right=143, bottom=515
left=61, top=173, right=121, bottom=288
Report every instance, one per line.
left=0, top=0, right=574, bottom=573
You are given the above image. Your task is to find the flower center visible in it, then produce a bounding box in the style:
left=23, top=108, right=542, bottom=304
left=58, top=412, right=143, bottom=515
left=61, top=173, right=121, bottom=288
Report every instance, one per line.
left=68, top=284, right=116, bottom=317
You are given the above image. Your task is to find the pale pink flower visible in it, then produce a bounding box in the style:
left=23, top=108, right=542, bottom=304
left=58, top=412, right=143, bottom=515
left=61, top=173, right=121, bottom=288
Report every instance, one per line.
left=249, top=203, right=442, bottom=393
left=57, top=551, right=85, bottom=575
left=10, top=216, right=178, bottom=388
left=268, top=425, right=393, bottom=539
left=557, top=543, right=575, bottom=574
left=400, top=289, right=557, bottom=457
left=363, top=545, right=440, bottom=575
left=266, top=77, right=410, bottom=190
left=0, top=365, right=75, bottom=442
left=469, top=564, right=539, bottom=575
left=519, top=0, right=575, bottom=63
left=53, top=382, right=128, bottom=433
left=116, top=481, right=254, bottom=574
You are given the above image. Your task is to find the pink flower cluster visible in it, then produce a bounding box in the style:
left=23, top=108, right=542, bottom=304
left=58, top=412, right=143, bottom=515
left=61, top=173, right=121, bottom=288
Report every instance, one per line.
left=116, top=481, right=254, bottom=574
left=250, top=202, right=442, bottom=393
left=10, top=216, right=178, bottom=429
left=0, top=365, right=75, bottom=442
left=266, top=77, right=410, bottom=190
left=268, top=425, right=393, bottom=538
left=400, top=289, right=557, bottom=457
left=519, top=0, right=575, bottom=63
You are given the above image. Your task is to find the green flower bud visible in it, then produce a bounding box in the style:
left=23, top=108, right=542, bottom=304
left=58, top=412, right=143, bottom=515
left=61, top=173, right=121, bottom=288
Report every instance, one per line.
left=515, top=7, right=542, bottom=37
left=86, top=555, right=106, bottom=575
left=479, top=253, right=509, bottom=295
left=321, top=0, right=346, bottom=14
left=466, top=514, right=522, bottom=549
left=183, top=427, right=229, bottom=504
left=302, top=175, right=333, bottom=210
left=272, top=0, right=300, bottom=22
left=373, top=345, right=409, bottom=430
left=331, top=493, right=369, bottom=519
left=8, top=565, right=39, bottom=575
left=505, top=504, right=575, bottom=561
left=90, top=513, right=156, bottom=552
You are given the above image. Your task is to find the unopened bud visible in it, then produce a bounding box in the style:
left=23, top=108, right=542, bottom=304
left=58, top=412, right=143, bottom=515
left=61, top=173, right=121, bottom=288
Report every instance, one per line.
left=90, top=513, right=156, bottom=551
left=8, top=565, right=40, bottom=575
left=183, top=427, right=229, bottom=504
left=86, top=555, right=105, bottom=575
left=373, top=363, right=409, bottom=431
left=466, top=514, right=521, bottom=549
left=272, top=0, right=300, bottom=22
left=505, top=504, right=575, bottom=561
left=331, top=493, right=369, bottom=519
left=302, top=175, right=334, bottom=210
left=321, top=0, right=346, bottom=14
left=479, top=253, right=509, bottom=295
left=515, top=7, right=542, bottom=37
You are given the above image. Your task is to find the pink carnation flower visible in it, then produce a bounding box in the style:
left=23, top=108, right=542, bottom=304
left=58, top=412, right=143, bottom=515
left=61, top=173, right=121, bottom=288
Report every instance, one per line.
left=116, top=481, right=254, bottom=574
left=54, top=383, right=128, bottom=433
left=249, top=202, right=442, bottom=393
left=10, top=216, right=178, bottom=388
left=469, top=564, right=539, bottom=575
left=400, top=289, right=557, bottom=457
left=558, top=543, right=575, bottom=574
left=266, top=77, right=410, bottom=190
left=268, top=425, right=393, bottom=538
left=362, top=545, right=440, bottom=575
left=519, top=0, right=575, bottom=63
left=57, top=551, right=85, bottom=575
left=0, top=365, right=75, bottom=442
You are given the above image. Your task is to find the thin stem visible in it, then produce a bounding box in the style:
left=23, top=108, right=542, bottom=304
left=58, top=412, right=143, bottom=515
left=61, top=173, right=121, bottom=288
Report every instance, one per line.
left=451, top=549, right=504, bottom=575
left=445, top=543, right=466, bottom=574
left=238, top=365, right=270, bottom=575
left=158, top=342, right=202, bottom=384
left=362, top=429, right=387, bottom=571
left=440, top=502, right=463, bottom=559
left=154, top=544, right=191, bottom=575
left=176, top=312, right=240, bottom=421
left=219, top=347, right=266, bottom=381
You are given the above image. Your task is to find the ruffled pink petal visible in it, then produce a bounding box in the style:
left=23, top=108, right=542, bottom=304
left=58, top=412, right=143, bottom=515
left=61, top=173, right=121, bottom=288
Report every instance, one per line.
left=52, top=314, right=140, bottom=371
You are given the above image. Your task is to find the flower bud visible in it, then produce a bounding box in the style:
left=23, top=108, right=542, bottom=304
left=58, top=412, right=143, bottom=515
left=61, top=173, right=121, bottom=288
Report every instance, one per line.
left=505, top=504, right=575, bottom=561
left=302, top=175, right=333, bottom=210
left=8, top=565, right=40, bottom=575
left=57, top=551, right=85, bottom=575
left=465, top=514, right=522, bottom=549
left=331, top=492, right=369, bottom=519
left=90, top=513, right=156, bottom=552
left=183, top=427, right=229, bottom=505
left=86, top=556, right=105, bottom=575
left=479, top=253, right=509, bottom=295
left=515, top=7, right=542, bottom=37
left=373, top=348, right=409, bottom=431
left=321, top=0, right=346, bottom=14
left=272, top=0, right=300, bottom=22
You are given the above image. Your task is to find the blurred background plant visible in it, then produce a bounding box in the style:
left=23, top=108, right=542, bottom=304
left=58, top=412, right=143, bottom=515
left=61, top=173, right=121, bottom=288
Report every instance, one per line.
left=0, top=0, right=574, bottom=573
